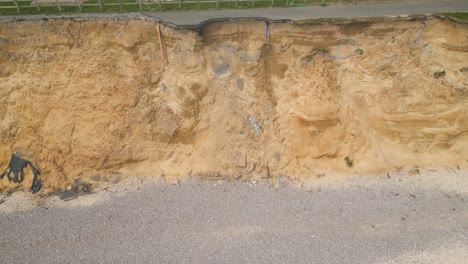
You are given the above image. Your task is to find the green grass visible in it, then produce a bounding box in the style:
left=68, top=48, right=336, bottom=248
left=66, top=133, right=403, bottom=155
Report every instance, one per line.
left=438, top=12, right=468, bottom=21
left=0, top=0, right=331, bottom=15
left=1, top=1, right=467, bottom=17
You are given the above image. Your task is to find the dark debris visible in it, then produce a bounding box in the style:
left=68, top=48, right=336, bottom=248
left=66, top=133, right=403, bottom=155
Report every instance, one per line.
left=0, top=153, right=41, bottom=193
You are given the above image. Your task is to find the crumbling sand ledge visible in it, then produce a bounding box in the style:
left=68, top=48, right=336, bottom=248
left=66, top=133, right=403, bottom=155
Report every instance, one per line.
left=0, top=15, right=467, bottom=191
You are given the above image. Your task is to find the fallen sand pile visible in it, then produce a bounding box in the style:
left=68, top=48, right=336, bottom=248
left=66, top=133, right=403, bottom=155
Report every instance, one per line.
left=0, top=16, right=467, bottom=191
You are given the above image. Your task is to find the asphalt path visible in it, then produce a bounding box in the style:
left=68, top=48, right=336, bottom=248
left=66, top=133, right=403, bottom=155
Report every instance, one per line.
left=142, top=0, right=468, bottom=26
left=1, top=0, right=467, bottom=27
left=1, top=170, right=467, bottom=263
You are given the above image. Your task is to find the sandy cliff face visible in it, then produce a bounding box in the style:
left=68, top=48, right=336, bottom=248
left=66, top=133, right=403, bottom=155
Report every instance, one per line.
left=0, top=16, right=467, bottom=190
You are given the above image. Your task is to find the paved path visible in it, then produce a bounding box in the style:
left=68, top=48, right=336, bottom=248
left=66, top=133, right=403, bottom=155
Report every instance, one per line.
left=142, top=0, right=468, bottom=26
left=1, top=170, right=467, bottom=263
left=1, top=0, right=467, bottom=27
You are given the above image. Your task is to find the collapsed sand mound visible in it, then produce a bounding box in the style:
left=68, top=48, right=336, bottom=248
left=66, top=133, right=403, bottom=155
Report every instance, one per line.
left=0, top=16, right=467, bottom=191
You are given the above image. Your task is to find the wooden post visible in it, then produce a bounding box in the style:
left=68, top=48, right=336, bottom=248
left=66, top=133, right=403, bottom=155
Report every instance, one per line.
left=159, top=0, right=161, bottom=9
left=157, top=24, right=167, bottom=65
left=235, top=0, right=238, bottom=7
left=78, top=2, right=82, bottom=11
left=98, top=0, right=103, bottom=10
left=56, top=0, right=62, bottom=11
left=216, top=0, right=218, bottom=8
left=252, top=0, right=255, bottom=7
left=119, top=0, right=122, bottom=12
left=138, top=0, right=142, bottom=10
left=36, top=3, right=41, bottom=12
left=12, top=0, right=20, bottom=13
left=178, top=0, right=181, bottom=9
left=197, top=0, right=200, bottom=8
left=271, top=0, right=274, bottom=6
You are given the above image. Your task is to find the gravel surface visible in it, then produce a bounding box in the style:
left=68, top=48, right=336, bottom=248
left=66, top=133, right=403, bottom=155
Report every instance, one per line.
left=1, top=169, right=467, bottom=263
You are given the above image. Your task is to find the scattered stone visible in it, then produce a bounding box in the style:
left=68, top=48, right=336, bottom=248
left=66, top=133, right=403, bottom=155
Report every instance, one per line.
left=247, top=114, right=262, bottom=136
left=410, top=194, right=416, bottom=199
left=236, top=78, right=244, bottom=90
left=234, top=153, right=247, bottom=168
left=273, top=152, right=281, bottom=161
left=263, top=166, right=271, bottom=179
left=245, top=162, right=256, bottom=173
left=81, top=183, right=92, bottom=193
left=270, top=176, right=280, bottom=190
left=460, top=66, right=468, bottom=72
left=316, top=174, right=325, bottom=178
left=60, top=190, right=77, bottom=201
left=301, top=54, right=314, bottom=63
left=105, top=175, right=122, bottom=183
left=408, top=167, right=420, bottom=175
left=90, top=175, right=101, bottom=182
left=433, top=70, right=446, bottom=79
left=162, top=83, right=168, bottom=92
left=344, top=156, right=353, bottom=167
left=202, top=171, right=222, bottom=181
left=238, top=50, right=261, bottom=61
left=73, top=178, right=84, bottom=186
left=312, top=47, right=329, bottom=55
left=213, top=63, right=229, bottom=76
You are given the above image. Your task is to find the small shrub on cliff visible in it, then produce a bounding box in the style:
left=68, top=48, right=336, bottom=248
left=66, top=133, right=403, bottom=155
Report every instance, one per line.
left=433, top=70, right=446, bottom=79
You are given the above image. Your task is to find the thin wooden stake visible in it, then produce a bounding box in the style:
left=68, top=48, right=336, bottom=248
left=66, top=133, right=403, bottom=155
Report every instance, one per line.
left=56, top=0, right=62, bottom=11
left=12, top=0, right=21, bottom=13
left=138, top=0, right=142, bottom=10
left=157, top=24, right=167, bottom=65
left=98, top=0, right=103, bottom=10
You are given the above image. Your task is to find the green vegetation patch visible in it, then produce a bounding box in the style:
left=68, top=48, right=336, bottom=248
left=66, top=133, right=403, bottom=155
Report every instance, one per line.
left=438, top=12, right=468, bottom=21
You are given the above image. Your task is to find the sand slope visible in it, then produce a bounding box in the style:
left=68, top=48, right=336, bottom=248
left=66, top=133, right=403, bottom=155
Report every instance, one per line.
left=0, top=16, right=467, bottom=190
